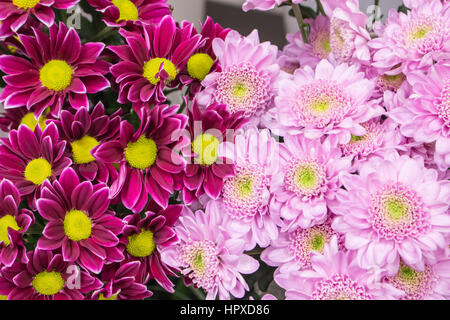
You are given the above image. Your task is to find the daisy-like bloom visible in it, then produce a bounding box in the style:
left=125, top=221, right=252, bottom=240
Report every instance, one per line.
left=0, top=249, right=102, bottom=300
left=50, top=103, right=122, bottom=184
left=389, top=62, right=450, bottom=171
left=90, top=261, right=152, bottom=300
left=382, top=255, right=450, bottom=300
left=86, top=0, right=171, bottom=28
left=270, top=135, right=351, bottom=231
left=118, top=201, right=181, bottom=293
left=0, top=106, right=53, bottom=133
left=0, top=22, right=110, bottom=118
left=329, top=155, right=450, bottom=275
left=180, top=101, right=247, bottom=204
left=275, top=59, right=382, bottom=143
left=109, top=15, right=201, bottom=110
left=196, top=29, right=280, bottom=121
left=242, top=0, right=303, bottom=12
left=275, top=237, right=404, bottom=300
left=0, top=123, right=71, bottom=206
left=179, top=17, right=230, bottom=98
left=369, top=0, right=450, bottom=75
left=36, top=167, right=124, bottom=274
left=261, top=218, right=344, bottom=274
left=0, top=0, right=79, bottom=37
left=93, top=104, right=187, bottom=211
left=0, top=179, right=34, bottom=266
left=161, top=202, right=259, bottom=300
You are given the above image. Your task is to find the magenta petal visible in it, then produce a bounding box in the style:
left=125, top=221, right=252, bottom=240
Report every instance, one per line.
left=78, top=246, right=103, bottom=274
left=203, top=169, right=222, bottom=199
left=62, top=238, right=80, bottom=261
left=0, top=245, right=18, bottom=266
left=37, top=198, right=66, bottom=220
left=8, top=287, right=34, bottom=300
left=42, top=220, right=65, bottom=240
left=93, top=141, right=124, bottom=163
left=34, top=5, right=55, bottom=27
left=145, top=174, right=168, bottom=209
left=12, top=270, right=33, bottom=288
left=37, top=236, right=64, bottom=250
left=91, top=225, right=119, bottom=247
left=122, top=169, right=142, bottom=209
left=71, top=181, right=93, bottom=211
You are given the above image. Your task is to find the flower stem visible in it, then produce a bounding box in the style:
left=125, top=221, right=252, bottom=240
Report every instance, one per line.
left=291, top=4, right=309, bottom=43
left=316, top=0, right=326, bottom=16
left=88, top=27, right=115, bottom=42
left=375, top=0, right=379, bottom=6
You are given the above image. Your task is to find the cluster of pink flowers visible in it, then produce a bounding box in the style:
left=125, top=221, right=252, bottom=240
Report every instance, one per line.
left=0, top=0, right=448, bottom=300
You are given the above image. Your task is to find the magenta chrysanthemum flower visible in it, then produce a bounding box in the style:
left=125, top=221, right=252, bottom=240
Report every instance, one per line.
left=242, top=0, right=303, bottom=12
left=109, top=15, right=201, bottom=110
left=86, top=0, right=171, bottom=28
left=180, top=101, right=247, bottom=204
left=0, top=0, right=79, bottom=37
left=330, top=155, right=450, bottom=275
left=90, top=261, right=152, bottom=300
left=0, top=123, right=71, bottom=207
left=36, top=167, right=124, bottom=273
left=0, top=249, right=102, bottom=300
left=0, top=106, right=54, bottom=134
left=270, top=135, right=351, bottom=231
left=161, top=202, right=259, bottom=300
left=118, top=201, right=181, bottom=293
left=370, top=0, right=450, bottom=75
left=0, top=179, right=34, bottom=267
left=389, top=62, right=450, bottom=171
left=196, top=29, right=280, bottom=121
left=93, top=104, right=187, bottom=211
left=50, top=103, right=122, bottom=184
left=275, top=59, right=382, bottom=143
left=0, top=23, right=110, bottom=118
left=275, top=237, right=404, bottom=300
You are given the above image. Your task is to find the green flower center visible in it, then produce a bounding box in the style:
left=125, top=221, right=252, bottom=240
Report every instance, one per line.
left=296, top=166, right=317, bottom=190
left=385, top=198, right=408, bottom=221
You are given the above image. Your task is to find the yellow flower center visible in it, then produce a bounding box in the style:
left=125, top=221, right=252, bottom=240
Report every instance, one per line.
left=111, top=0, right=138, bottom=22
left=126, top=229, right=155, bottom=258
left=32, top=271, right=65, bottom=296
left=233, top=83, right=247, bottom=98
left=20, top=112, right=47, bottom=132
left=187, top=53, right=214, bottom=81
left=125, top=136, right=157, bottom=170
left=0, top=295, right=7, bottom=300
left=385, top=198, right=408, bottom=221
left=12, top=0, right=40, bottom=9
left=311, top=100, right=330, bottom=113
left=98, top=293, right=119, bottom=300
left=296, top=166, right=317, bottom=190
left=237, top=176, right=253, bottom=198
left=40, top=60, right=74, bottom=91
left=142, top=58, right=177, bottom=85
left=24, top=158, right=52, bottom=185
left=412, top=27, right=430, bottom=40
left=63, top=210, right=92, bottom=242
left=71, top=135, right=100, bottom=164
left=0, top=215, right=20, bottom=246
left=192, top=134, right=219, bottom=166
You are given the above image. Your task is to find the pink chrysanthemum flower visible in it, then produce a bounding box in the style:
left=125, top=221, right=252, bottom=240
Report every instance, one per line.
left=90, top=261, right=153, bottom=300
left=196, top=29, right=280, bottom=121
left=118, top=201, right=181, bottom=293
left=218, top=127, right=280, bottom=249
left=0, top=106, right=54, bottom=134
left=50, top=103, right=122, bottom=185
left=0, top=249, right=102, bottom=300
left=275, top=237, right=404, bottom=300
left=93, top=104, right=187, bottom=211
left=0, top=0, right=79, bottom=37
left=36, top=167, right=125, bottom=274
left=109, top=16, right=201, bottom=110
left=370, top=0, right=450, bottom=75
left=0, top=179, right=34, bottom=267
left=389, top=62, right=450, bottom=171
left=275, top=59, right=382, bottom=144
left=270, top=135, right=351, bottom=231
left=180, top=101, right=247, bottom=204
left=86, top=0, right=171, bottom=28
left=0, top=123, right=71, bottom=207
left=161, top=202, right=259, bottom=300
left=0, top=23, right=110, bottom=118
left=330, top=155, right=450, bottom=275
left=242, top=0, right=303, bottom=12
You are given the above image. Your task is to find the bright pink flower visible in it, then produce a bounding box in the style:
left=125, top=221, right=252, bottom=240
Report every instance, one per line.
left=330, top=155, right=450, bottom=275
left=161, top=202, right=259, bottom=300
left=0, top=106, right=55, bottom=134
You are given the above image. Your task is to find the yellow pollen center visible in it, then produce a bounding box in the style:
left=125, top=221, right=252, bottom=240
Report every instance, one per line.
left=111, top=0, right=138, bottom=22
left=99, top=293, right=119, bottom=300
left=125, top=136, right=157, bottom=170
left=412, top=27, right=430, bottom=40
left=71, top=135, right=100, bottom=164
left=187, top=53, right=214, bottom=81
left=192, top=134, right=219, bottom=166
left=237, top=177, right=253, bottom=198
left=0, top=215, right=21, bottom=246
left=63, top=210, right=92, bottom=242
left=0, top=295, right=7, bottom=300
left=311, top=100, right=329, bottom=113
left=310, top=233, right=325, bottom=252
left=233, top=83, right=247, bottom=98
left=322, top=38, right=331, bottom=53
left=24, top=158, right=52, bottom=185
left=12, top=0, right=40, bottom=9
left=32, top=271, right=65, bottom=296
left=40, top=60, right=74, bottom=91
left=193, top=250, right=204, bottom=271
left=20, top=113, right=47, bottom=132
left=126, top=229, right=156, bottom=258
left=142, top=58, right=177, bottom=85
left=385, top=198, right=407, bottom=221
left=296, top=166, right=317, bottom=190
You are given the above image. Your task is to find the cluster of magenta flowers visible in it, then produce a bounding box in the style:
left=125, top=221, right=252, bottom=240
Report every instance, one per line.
left=0, top=0, right=448, bottom=300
